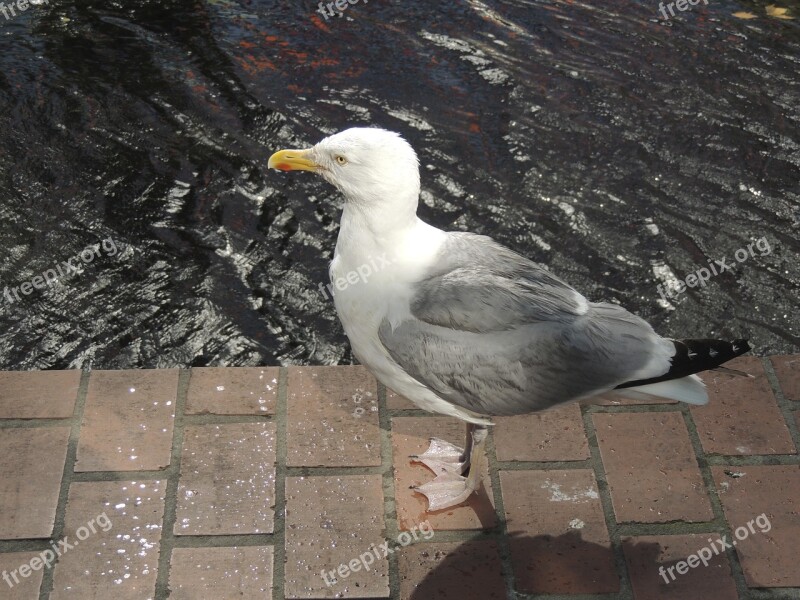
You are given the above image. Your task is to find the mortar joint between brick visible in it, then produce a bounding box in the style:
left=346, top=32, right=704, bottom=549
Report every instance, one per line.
left=484, top=427, right=518, bottom=600
left=495, top=459, right=593, bottom=470
left=168, top=533, right=278, bottom=548
left=581, top=406, right=633, bottom=600
left=705, top=454, right=800, bottom=466
left=678, top=396, right=753, bottom=598
left=37, top=368, right=91, bottom=600
left=745, top=589, right=800, bottom=600
left=271, top=366, right=289, bottom=600
left=153, top=367, right=191, bottom=600
left=182, top=414, right=276, bottom=426
left=377, top=381, right=406, bottom=600
left=514, top=592, right=622, bottom=600
left=0, top=419, right=77, bottom=429
left=284, top=466, right=386, bottom=477
left=679, top=407, right=727, bottom=518
left=582, top=403, right=683, bottom=414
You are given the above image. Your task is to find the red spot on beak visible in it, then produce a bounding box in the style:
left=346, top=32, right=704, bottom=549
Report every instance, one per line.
left=277, top=163, right=292, bottom=171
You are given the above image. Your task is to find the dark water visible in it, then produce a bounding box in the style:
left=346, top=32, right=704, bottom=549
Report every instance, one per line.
left=0, top=0, right=798, bottom=370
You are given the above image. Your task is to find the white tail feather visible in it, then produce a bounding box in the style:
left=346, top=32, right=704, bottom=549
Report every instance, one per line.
left=611, top=374, right=708, bottom=405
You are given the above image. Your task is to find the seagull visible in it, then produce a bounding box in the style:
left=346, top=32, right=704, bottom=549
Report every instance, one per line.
left=268, top=127, right=750, bottom=511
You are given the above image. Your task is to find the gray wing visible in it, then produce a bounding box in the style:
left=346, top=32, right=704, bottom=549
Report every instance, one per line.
left=378, top=233, right=672, bottom=416
left=408, top=233, right=588, bottom=331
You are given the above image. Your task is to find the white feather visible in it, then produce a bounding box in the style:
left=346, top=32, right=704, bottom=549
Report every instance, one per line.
left=610, top=374, right=708, bottom=405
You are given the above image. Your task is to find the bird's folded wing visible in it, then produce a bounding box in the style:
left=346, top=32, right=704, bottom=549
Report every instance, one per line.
left=378, top=233, right=673, bottom=416
left=407, top=232, right=587, bottom=330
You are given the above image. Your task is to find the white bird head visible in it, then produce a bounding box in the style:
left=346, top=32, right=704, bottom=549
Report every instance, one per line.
left=268, top=128, right=421, bottom=211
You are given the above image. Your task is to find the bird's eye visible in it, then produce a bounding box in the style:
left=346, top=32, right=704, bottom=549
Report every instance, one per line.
left=335, top=155, right=347, bottom=165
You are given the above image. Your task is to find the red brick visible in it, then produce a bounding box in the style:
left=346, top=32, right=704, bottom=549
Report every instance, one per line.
left=397, top=541, right=505, bottom=599
left=286, top=366, right=381, bottom=467
left=500, top=469, right=617, bottom=594
left=0, top=427, right=70, bottom=538
left=770, top=355, right=800, bottom=402
left=692, top=357, right=794, bottom=455
left=0, top=370, right=80, bottom=418
left=50, top=480, right=165, bottom=600
left=494, top=404, right=589, bottom=461
left=622, top=535, right=737, bottom=600
left=284, top=475, right=387, bottom=598
left=0, top=551, right=47, bottom=598
left=386, top=387, right=416, bottom=410
left=391, top=417, right=495, bottom=532
left=593, top=412, right=712, bottom=523
left=169, top=546, right=274, bottom=599
left=175, top=423, right=276, bottom=535
left=75, top=370, right=178, bottom=472
left=712, top=465, right=800, bottom=587
left=185, top=367, right=279, bottom=415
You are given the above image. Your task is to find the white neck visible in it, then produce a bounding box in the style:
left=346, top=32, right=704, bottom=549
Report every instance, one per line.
left=334, top=199, right=446, bottom=284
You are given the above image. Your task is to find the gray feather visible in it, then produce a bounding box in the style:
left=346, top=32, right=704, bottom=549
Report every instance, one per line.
left=410, top=233, right=585, bottom=331
left=378, top=233, right=670, bottom=416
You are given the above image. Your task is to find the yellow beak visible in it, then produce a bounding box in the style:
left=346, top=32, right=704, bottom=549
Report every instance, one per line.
left=267, top=148, right=319, bottom=172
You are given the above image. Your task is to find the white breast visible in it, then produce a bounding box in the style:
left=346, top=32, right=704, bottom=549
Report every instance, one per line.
left=329, top=217, right=493, bottom=425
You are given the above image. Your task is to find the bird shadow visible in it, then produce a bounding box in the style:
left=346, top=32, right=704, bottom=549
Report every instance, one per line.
left=405, top=532, right=737, bottom=600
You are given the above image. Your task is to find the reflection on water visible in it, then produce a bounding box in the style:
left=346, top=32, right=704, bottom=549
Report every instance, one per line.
left=0, top=0, right=797, bottom=369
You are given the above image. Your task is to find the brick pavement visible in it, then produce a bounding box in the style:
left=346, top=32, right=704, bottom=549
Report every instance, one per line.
left=0, top=356, right=798, bottom=599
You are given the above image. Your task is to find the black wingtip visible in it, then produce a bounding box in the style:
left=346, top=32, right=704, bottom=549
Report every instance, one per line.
left=731, top=339, right=751, bottom=356
left=615, top=337, right=752, bottom=389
